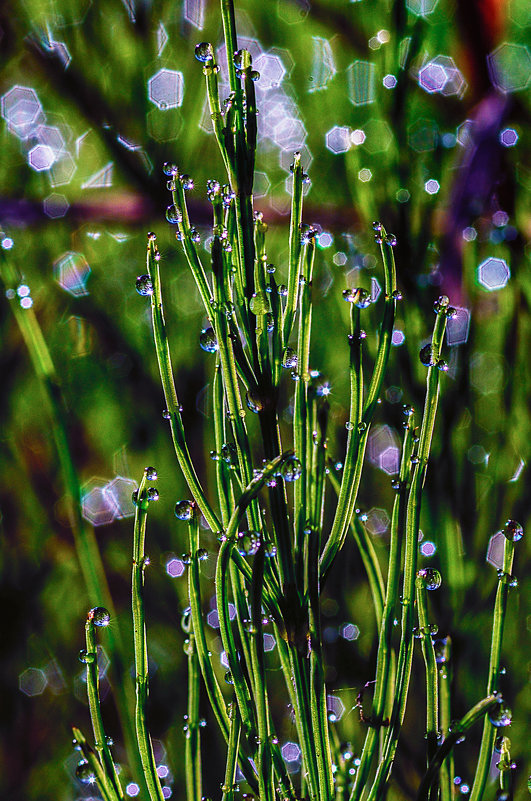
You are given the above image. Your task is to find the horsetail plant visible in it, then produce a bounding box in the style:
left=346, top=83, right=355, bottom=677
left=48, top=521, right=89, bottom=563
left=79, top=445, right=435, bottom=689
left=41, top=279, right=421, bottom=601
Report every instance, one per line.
left=0, top=1, right=519, bottom=799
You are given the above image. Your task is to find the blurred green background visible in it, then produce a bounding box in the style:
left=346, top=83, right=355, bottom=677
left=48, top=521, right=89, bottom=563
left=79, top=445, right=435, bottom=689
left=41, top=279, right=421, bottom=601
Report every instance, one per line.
left=0, top=0, right=529, bottom=799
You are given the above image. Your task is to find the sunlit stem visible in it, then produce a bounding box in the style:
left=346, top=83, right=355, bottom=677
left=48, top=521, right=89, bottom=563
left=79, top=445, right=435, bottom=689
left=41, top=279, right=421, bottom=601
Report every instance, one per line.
left=85, top=618, right=124, bottom=801
left=131, top=469, right=165, bottom=801
left=416, top=695, right=500, bottom=801
left=367, top=302, right=449, bottom=801
left=469, top=537, right=515, bottom=801
left=185, top=630, right=202, bottom=801
left=416, top=577, right=439, bottom=798
left=146, top=238, right=221, bottom=533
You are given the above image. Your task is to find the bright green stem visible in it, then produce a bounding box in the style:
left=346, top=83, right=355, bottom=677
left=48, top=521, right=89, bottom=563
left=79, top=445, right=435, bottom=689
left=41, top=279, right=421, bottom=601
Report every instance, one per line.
left=367, top=302, right=449, bottom=801
left=322, top=224, right=398, bottom=581
left=216, top=539, right=257, bottom=740
left=131, top=469, right=165, bottom=801
left=469, top=537, right=515, bottom=801
left=72, top=727, right=115, bottom=801
left=185, top=632, right=202, bottom=801
left=283, top=150, right=303, bottom=346
left=350, top=424, right=414, bottom=801
left=293, top=241, right=315, bottom=578
left=146, top=238, right=221, bottom=533
left=308, top=529, right=334, bottom=801
left=416, top=579, right=440, bottom=784
left=171, top=180, right=212, bottom=318
left=438, top=638, right=453, bottom=801
left=0, top=256, right=143, bottom=794
left=85, top=619, right=124, bottom=801
left=320, top=303, right=363, bottom=581
left=250, top=546, right=274, bottom=801
left=416, top=695, right=500, bottom=801
left=222, top=705, right=241, bottom=801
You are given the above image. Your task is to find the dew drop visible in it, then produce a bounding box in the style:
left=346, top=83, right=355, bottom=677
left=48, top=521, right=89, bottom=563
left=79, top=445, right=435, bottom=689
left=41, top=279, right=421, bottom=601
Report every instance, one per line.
left=385, top=234, right=397, bottom=247
left=166, top=204, right=183, bottom=224
left=488, top=702, right=512, bottom=728
left=78, top=649, right=95, bottom=664
left=162, top=409, right=171, bottom=419
left=89, top=607, right=110, bottom=627
left=419, top=344, right=435, bottom=366
left=145, top=466, right=158, bottom=481
left=162, top=162, right=178, bottom=177
left=372, top=221, right=382, bottom=232
left=199, top=327, right=218, bottom=353
left=281, top=456, right=302, bottom=482
left=197, top=548, right=208, bottom=561
left=245, top=389, right=264, bottom=413
left=437, top=359, right=449, bottom=372
left=147, top=487, right=159, bottom=501
left=392, top=289, right=403, bottom=300
left=237, top=531, right=260, bottom=556
left=433, top=295, right=450, bottom=313
left=135, top=274, right=154, bottom=296
left=220, top=443, right=238, bottom=466
left=342, top=287, right=371, bottom=308
left=502, top=519, right=523, bottom=542
left=417, top=568, right=442, bottom=591
left=433, top=637, right=449, bottom=664
left=180, top=174, right=194, bottom=191
left=175, top=500, right=195, bottom=521
left=75, top=760, right=96, bottom=784
left=195, top=42, right=214, bottom=63
left=281, top=347, right=298, bottom=369
left=224, top=670, right=234, bottom=685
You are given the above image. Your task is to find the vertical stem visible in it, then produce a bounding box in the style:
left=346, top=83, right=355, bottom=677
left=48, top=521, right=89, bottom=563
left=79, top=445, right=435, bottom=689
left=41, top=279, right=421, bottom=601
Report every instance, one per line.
left=131, top=470, right=165, bottom=801
left=469, top=537, right=515, bottom=801
left=185, top=631, right=202, bottom=801
left=416, top=579, right=440, bottom=796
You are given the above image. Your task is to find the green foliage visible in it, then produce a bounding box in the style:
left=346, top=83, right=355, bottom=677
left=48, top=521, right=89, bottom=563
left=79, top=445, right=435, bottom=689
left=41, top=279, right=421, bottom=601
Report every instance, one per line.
left=0, top=1, right=529, bottom=801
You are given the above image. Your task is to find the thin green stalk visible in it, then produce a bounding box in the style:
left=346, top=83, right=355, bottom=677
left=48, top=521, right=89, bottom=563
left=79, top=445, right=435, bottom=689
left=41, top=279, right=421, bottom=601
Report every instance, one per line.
left=0, top=255, right=144, bottom=795
left=308, top=527, right=334, bottom=801
left=469, top=536, right=516, bottom=801
left=367, top=298, right=450, bottom=801
left=71, top=727, right=115, bottom=801
left=293, top=240, right=315, bottom=578
left=282, top=150, right=303, bottom=346
left=221, top=704, right=241, bottom=801
left=416, top=577, right=440, bottom=795
left=350, top=422, right=414, bottom=800
left=185, top=631, right=202, bottom=801
left=131, top=469, right=165, bottom=801
left=320, top=303, right=363, bottom=581
left=321, top=226, right=397, bottom=582
left=145, top=236, right=221, bottom=533
left=416, top=695, right=500, bottom=801
left=85, top=618, right=124, bottom=801
left=249, top=544, right=274, bottom=801
left=438, top=637, right=453, bottom=801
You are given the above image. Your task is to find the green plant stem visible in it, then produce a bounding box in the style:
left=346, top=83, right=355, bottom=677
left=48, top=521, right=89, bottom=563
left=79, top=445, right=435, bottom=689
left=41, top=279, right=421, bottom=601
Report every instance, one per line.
left=438, top=638, right=453, bottom=801
left=416, top=695, right=500, bottom=801
left=146, top=239, right=221, bottom=533
left=85, top=619, right=124, bottom=801
left=283, top=150, right=303, bottom=346
left=185, top=631, right=202, bottom=801
left=367, top=302, right=449, bottom=801
left=350, top=423, right=414, bottom=800
left=0, top=256, right=144, bottom=795
left=222, top=704, right=241, bottom=801
left=321, top=230, right=397, bottom=582
left=131, top=469, right=165, bottom=801
left=415, top=578, right=439, bottom=796
left=71, top=727, right=115, bottom=801
left=469, top=537, right=516, bottom=801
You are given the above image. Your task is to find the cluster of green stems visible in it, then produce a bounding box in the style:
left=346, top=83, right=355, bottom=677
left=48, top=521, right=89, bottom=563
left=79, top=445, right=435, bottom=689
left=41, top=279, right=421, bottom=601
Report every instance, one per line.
left=0, top=1, right=520, bottom=800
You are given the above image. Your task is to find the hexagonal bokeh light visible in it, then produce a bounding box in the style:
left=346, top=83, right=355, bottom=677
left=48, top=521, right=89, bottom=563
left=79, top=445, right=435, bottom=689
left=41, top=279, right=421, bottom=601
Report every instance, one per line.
left=486, top=531, right=505, bottom=570
left=488, top=42, right=531, bottom=93
left=53, top=251, right=91, bottom=297
left=103, top=476, right=138, bottom=518
left=1, top=85, right=43, bottom=139
left=477, top=257, right=510, bottom=291
left=281, top=742, right=301, bottom=762
left=407, top=0, right=439, bottom=15
left=19, top=667, right=48, bottom=696
left=368, top=425, right=401, bottom=475
left=325, top=125, right=351, bottom=154
left=327, top=694, right=345, bottom=722
left=28, top=144, right=56, bottom=172
left=148, top=69, right=184, bottom=109
left=347, top=60, right=376, bottom=105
